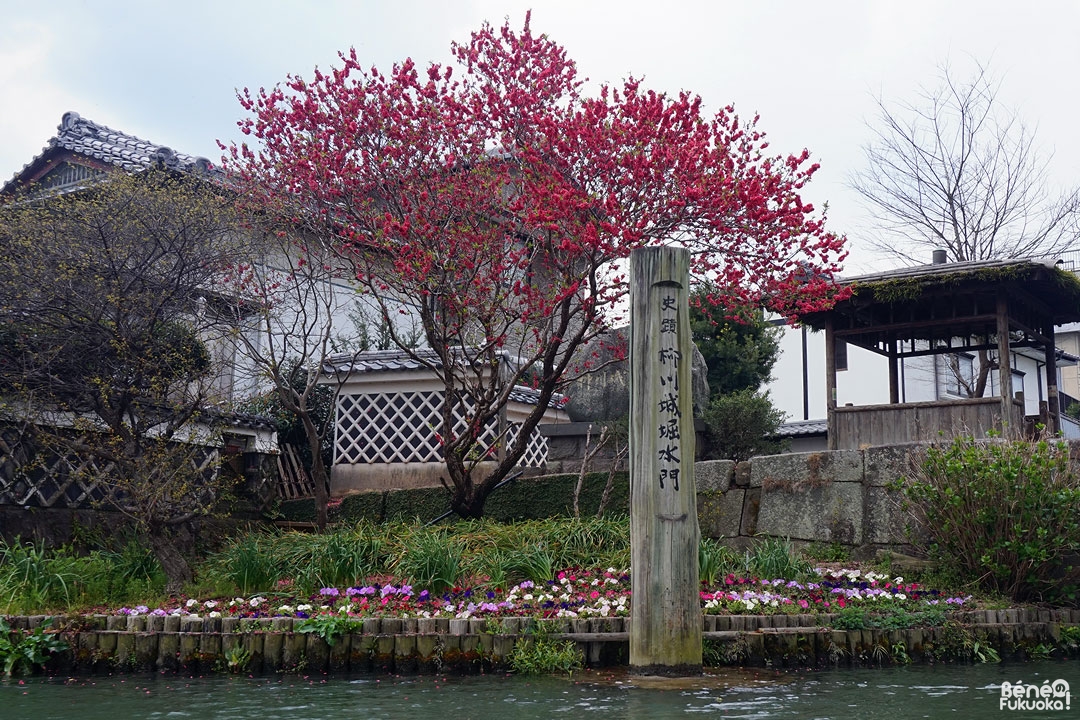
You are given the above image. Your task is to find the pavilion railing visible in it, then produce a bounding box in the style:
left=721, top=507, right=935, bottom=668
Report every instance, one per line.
left=831, top=396, right=1024, bottom=450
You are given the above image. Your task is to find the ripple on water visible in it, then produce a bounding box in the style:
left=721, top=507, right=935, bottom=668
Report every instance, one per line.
left=5, top=661, right=1080, bottom=720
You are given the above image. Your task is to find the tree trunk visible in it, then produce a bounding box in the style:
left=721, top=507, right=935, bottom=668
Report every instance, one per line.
left=300, top=413, right=329, bottom=531
left=447, top=476, right=488, bottom=519
left=147, top=525, right=194, bottom=595
left=973, top=348, right=992, bottom=397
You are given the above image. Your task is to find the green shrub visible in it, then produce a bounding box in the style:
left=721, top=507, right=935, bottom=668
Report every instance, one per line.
left=899, top=434, right=1080, bottom=603
left=832, top=606, right=868, bottom=630
left=701, top=389, right=787, bottom=462
left=0, top=617, right=69, bottom=676
left=804, top=541, right=850, bottom=563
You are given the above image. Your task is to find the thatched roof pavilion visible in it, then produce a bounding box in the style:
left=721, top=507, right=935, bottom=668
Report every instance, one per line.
left=800, top=258, right=1080, bottom=449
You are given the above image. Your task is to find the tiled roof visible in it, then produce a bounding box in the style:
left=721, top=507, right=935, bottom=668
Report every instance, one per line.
left=200, top=407, right=279, bottom=432
left=775, top=419, right=828, bottom=437
left=323, top=348, right=568, bottom=408
left=4, top=111, right=216, bottom=193
left=322, top=348, right=436, bottom=375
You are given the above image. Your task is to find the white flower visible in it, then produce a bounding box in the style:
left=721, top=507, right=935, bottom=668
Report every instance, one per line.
left=297, top=604, right=312, bottom=612
left=278, top=605, right=294, bottom=614
left=209, top=611, right=222, bottom=618
left=204, top=600, right=217, bottom=609
left=186, top=599, right=198, bottom=608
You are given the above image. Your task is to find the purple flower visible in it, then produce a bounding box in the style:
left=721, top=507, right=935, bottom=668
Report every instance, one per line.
left=320, top=587, right=340, bottom=597
left=418, top=590, right=430, bottom=602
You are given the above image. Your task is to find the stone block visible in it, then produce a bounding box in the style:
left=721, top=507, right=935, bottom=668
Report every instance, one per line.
left=740, top=487, right=760, bottom=536
left=864, top=485, right=911, bottom=545
left=732, top=461, right=752, bottom=487
left=750, top=450, right=863, bottom=489
left=696, top=460, right=734, bottom=493
left=756, top=480, right=864, bottom=544
left=863, top=443, right=926, bottom=487
left=698, top=487, right=745, bottom=539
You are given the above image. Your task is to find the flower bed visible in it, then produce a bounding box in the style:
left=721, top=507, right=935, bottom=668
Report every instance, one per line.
left=702, top=567, right=972, bottom=614
left=111, top=567, right=973, bottom=624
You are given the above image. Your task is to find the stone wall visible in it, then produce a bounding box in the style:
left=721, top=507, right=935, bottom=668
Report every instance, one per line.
left=696, top=443, right=927, bottom=556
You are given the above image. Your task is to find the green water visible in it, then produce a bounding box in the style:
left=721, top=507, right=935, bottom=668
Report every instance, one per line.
left=3, top=662, right=1077, bottom=719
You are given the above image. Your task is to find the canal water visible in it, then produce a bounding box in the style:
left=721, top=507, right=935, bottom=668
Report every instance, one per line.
left=3, top=661, right=1077, bottom=719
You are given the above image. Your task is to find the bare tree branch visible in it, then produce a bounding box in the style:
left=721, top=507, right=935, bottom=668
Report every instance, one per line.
left=851, top=60, right=1080, bottom=264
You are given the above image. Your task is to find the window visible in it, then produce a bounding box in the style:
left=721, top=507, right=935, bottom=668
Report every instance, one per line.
left=947, top=353, right=974, bottom=397
left=835, top=338, right=848, bottom=371
left=1011, top=370, right=1025, bottom=401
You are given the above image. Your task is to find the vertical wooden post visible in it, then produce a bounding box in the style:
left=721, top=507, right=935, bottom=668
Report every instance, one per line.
left=996, top=293, right=1014, bottom=433
left=825, top=317, right=838, bottom=450
left=628, top=247, right=701, bottom=675
left=1045, top=324, right=1060, bottom=435
left=887, top=335, right=900, bottom=404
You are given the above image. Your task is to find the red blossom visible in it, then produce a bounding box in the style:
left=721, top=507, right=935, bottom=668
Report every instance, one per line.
left=224, top=14, right=848, bottom=516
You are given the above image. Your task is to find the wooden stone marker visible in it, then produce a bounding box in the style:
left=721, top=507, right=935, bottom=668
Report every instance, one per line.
left=628, top=246, right=702, bottom=675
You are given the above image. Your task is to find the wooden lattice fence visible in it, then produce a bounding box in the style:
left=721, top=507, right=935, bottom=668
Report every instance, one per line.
left=0, top=425, right=219, bottom=510
left=275, top=443, right=317, bottom=500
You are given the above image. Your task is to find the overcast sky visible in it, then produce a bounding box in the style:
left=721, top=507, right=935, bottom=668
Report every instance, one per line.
left=3, top=0, right=1078, bottom=273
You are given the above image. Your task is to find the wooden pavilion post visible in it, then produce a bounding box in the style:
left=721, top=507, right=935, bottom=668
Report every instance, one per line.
left=996, top=293, right=1014, bottom=434
left=1046, top=324, right=1060, bottom=435
left=628, top=246, right=701, bottom=676
left=887, top=334, right=900, bottom=404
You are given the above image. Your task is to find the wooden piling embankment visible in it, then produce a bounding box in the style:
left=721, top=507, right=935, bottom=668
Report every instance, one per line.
left=7, top=609, right=1079, bottom=676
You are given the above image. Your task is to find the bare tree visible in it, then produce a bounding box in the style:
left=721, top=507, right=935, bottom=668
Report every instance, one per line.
left=225, top=224, right=368, bottom=531
left=0, top=169, right=242, bottom=591
left=851, top=61, right=1080, bottom=265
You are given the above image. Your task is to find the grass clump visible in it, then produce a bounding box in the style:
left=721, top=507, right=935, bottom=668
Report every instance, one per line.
left=195, top=516, right=631, bottom=598
left=0, top=537, right=165, bottom=613
left=508, top=621, right=583, bottom=677
left=745, top=536, right=814, bottom=581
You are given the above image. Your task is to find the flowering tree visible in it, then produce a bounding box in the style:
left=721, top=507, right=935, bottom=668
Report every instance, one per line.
left=226, top=15, right=848, bottom=518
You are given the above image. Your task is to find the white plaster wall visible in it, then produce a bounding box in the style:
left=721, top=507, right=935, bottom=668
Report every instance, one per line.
left=766, top=324, right=1075, bottom=422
